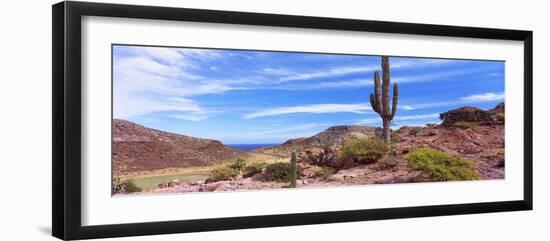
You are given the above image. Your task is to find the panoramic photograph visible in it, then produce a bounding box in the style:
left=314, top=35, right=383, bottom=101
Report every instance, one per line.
left=111, top=45, right=505, bottom=196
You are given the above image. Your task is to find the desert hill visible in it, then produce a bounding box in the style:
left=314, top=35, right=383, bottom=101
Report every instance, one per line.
left=112, top=119, right=243, bottom=173
left=256, top=125, right=380, bottom=157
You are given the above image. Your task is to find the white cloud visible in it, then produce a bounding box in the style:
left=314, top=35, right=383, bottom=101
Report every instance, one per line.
left=399, top=101, right=463, bottom=111
left=297, top=78, right=373, bottom=89
left=277, top=70, right=456, bottom=90
left=397, top=113, right=440, bottom=120
left=278, top=58, right=453, bottom=82
left=167, top=113, right=209, bottom=121
left=113, top=90, right=203, bottom=119
left=249, top=124, right=320, bottom=136
left=141, top=47, right=187, bottom=64
left=280, top=65, right=378, bottom=82
left=243, top=103, right=372, bottom=119
left=113, top=46, right=235, bottom=120
left=258, top=67, right=294, bottom=76
left=400, top=92, right=505, bottom=111
left=459, top=92, right=505, bottom=102
left=355, top=113, right=440, bottom=125
left=127, top=46, right=224, bottom=65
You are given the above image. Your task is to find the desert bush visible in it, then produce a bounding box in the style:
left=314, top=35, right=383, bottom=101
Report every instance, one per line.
left=339, top=138, right=389, bottom=164
left=263, top=162, right=294, bottom=182
left=494, top=112, right=505, bottom=122
left=242, top=162, right=267, bottom=177
left=227, top=158, right=246, bottom=171
left=406, top=147, right=479, bottom=181
left=112, top=177, right=142, bottom=194
left=112, top=177, right=122, bottom=194
left=121, top=179, right=142, bottom=193
left=208, top=166, right=238, bottom=182
left=453, top=121, right=476, bottom=129
left=440, top=107, right=491, bottom=125
left=313, top=167, right=336, bottom=180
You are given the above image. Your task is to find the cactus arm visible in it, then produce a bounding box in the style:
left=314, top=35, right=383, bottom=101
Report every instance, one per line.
left=390, top=83, right=398, bottom=120
left=370, top=93, right=380, bottom=114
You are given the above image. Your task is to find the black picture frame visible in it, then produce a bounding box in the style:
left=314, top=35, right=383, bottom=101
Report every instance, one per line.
left=52, top=1, right=533, bottom=240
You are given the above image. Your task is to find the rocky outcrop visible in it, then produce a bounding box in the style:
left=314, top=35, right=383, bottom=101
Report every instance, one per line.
left=439, top=106, right=492, bottom=126
left=440, top=102, right=505, bottom=126
left=113, top=119, right=243, bottom=173
left=296, top=145, right=354, bottom=169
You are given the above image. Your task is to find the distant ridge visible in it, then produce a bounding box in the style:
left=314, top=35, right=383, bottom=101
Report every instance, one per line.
left=257, top=125, right=381, bottom=156
left=112, top=119, right=243, bottom=173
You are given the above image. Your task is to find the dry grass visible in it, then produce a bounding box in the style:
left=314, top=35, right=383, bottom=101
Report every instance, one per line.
left=117, top=152, right=288, bottom=191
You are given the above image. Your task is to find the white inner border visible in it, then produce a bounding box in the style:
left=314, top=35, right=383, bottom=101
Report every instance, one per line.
left=81, top=16, right=524, bottom=226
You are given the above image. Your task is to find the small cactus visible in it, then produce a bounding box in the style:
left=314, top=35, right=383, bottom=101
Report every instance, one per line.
left=289, top=151, right=297, bottom=188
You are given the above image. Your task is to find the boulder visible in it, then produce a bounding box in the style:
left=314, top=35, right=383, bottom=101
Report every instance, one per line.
left=200, top=181, right=236, bottom=192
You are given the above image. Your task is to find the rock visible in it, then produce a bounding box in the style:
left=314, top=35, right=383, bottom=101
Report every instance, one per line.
left=189, top=180, right=205, bottom=186
left=201, top=181, right=235, bottom=192
left=373, top=175, right=416, bottom=184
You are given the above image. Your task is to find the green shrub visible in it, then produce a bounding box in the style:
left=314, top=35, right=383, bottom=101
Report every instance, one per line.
left=243, top=162, right=267, bottom=177
left=406, top=147, right=479, bottom=181
left=208, top=166, right=238, bottom=182
left=313, top=167, right=336, bottom=180
left=339, top=138, right=389, bottom=164
left=453, top=121, right=476, bottom=129
left=121, top=179, right=142, bottom=193
left=113, top=177, right=142, bottom=194
left=263, top=162, right=294, bottom=182
left=112, top=177, right=123, bottom=194
left=494, top=112, right=505, bottom=122
left=227, top=158, right=246, bottom=171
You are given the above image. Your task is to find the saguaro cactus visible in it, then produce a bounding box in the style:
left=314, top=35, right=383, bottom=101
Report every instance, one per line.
left=369, top=56, right=398, bottom=142
left=289, top=151, right=297, bottom=188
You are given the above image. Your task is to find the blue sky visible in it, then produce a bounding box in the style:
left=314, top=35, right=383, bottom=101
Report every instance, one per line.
left=113, top=45, right=504, bottom=144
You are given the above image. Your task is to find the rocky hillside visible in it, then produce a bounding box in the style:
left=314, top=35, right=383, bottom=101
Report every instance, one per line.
left=257, top=125, right=380, bottom=156
left=393, top=124, right=504, bottom=179
left=113, top=119, right=243, bottom=173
